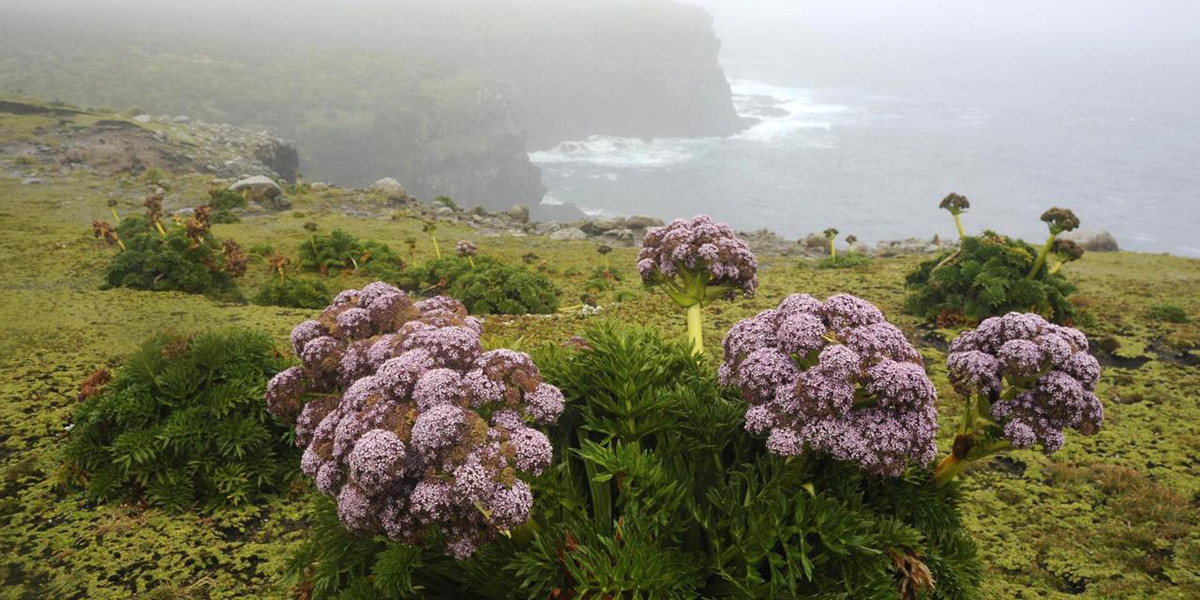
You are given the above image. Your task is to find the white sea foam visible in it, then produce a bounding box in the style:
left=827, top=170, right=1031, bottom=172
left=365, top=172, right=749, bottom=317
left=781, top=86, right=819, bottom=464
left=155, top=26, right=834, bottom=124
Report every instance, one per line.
left=729, top=79, right=856, bottom=141
left=529, top=135, right=707, bottom=169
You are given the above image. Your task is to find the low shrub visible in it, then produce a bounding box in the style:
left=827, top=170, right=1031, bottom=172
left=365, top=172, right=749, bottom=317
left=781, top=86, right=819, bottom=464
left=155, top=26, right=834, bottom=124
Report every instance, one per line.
left=398, top=256, right=560, bottom=315
left=254, top=276, right=332, bottom=309
left=61, top=329, right=296, bottom=512
left=208, top=188, right=247, bottom=223
left=815, top=252, right=872, bottom=269
left=905, top=231, right=1077, bottom=325
left=299, top=228, right=401, bottom=279
left=97, top=202, right=246, bottom=300
left=1147, top=303, right=1189, bottom=323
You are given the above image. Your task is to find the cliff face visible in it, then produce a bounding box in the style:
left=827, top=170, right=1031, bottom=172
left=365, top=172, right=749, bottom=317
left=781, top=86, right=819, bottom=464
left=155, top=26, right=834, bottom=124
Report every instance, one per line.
left=342, top=0, right=750, bottom=148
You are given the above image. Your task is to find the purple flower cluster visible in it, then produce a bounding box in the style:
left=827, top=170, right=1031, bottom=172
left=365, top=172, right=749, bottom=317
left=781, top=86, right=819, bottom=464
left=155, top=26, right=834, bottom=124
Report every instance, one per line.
left=456, top=239, right=477, bottom=258
left=637, top=214, right=757, bottom=296
left=265, top=282, right=565, bottom=557
left=720, top=293, right=938, bottom=476
left=946, top=312, right=1103, bottom=453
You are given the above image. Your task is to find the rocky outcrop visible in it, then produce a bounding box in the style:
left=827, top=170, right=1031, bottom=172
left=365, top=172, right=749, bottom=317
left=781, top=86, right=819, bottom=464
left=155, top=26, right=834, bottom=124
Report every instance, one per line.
left=1062, top=229, right=1120, bottom=252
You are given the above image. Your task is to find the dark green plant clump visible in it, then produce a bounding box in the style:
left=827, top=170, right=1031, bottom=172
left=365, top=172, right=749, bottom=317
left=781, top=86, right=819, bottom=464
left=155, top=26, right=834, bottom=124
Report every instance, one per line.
left=397, top=255, right=560, bottom=314
left=816, top=252, right=872, bottom=269
left=298, top=228, right=400, bottom=279
left=208, top=187, right=247, bottom=223
left=61, top=329, right=297, bottom=512
left=98, top=203, right=246, bottom=300
left=286, top=325, right=980, bottom=599
left=1147, top=303, right=1189, bottom=323
left=254, top=277, right=332, bottom=309
left=905, top=231, right=1078, bottom=325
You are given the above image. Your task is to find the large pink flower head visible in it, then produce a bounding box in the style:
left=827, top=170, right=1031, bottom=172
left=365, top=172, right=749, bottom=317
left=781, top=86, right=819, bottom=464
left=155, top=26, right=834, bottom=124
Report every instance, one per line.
left=946, top=312, right=1103, bottom=453
left=637, top=214, right=758, bottom=301
left=265, top=282, right=564, bottom=558
left=721, top=293, right=938, bottom=477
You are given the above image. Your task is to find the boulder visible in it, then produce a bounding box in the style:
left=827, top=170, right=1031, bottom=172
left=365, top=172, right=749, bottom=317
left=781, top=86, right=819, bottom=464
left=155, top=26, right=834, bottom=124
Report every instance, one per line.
left=369, top=177, right=407, bottom=199
left=1062, top=229, right=1119, bottom=252
left=549, top=227, right=588, bottom=241
left=230, top=175, right=281, bottom=198
left=506, top=204, right=530, bottom=223
left=132, top=114, right=152, bottom=123
left=581, top=217, right=620, bottom=235
left=623, top=215, right=664, bottom=229
left=602, top=228, right=636, bottom=242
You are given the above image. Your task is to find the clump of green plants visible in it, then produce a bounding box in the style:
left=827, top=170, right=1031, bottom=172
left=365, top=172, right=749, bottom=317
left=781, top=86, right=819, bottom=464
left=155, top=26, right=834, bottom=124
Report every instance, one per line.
left=396, top=253, right=560, bottom=314
left=208, top=187, right=247, bottom=223
left=284, top=323, right=982, bottom=599
left=448, top=260, right=560, bottom=314
left=434, top=195, right=459, bottom=211
left=253, top=254, right=332, bottom=309
left=96, top=200, right=246, bottom=299
left=61, top=329, right=297, bottom=512
left=638, top=214, right=757, bottom=354
left=298, top=228, right=400, bottom=279
left=1147, top=303, right=1189, bottom=323
left=905, top=204, right=1082, bottom=325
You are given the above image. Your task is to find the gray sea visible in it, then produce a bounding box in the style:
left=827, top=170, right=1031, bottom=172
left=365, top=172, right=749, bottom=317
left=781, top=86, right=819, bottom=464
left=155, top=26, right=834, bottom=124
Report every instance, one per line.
left=531, top=65, right=1200, bottom=257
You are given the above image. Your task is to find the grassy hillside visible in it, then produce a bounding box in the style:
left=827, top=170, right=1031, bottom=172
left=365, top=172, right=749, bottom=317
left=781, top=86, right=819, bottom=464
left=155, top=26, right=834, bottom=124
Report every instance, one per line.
left=0, top=110, right=1197, bottom=598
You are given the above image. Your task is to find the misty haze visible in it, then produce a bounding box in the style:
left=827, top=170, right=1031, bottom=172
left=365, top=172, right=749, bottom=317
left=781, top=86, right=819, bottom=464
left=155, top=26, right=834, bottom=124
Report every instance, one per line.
left=1, top=1, right=1197, bottom=598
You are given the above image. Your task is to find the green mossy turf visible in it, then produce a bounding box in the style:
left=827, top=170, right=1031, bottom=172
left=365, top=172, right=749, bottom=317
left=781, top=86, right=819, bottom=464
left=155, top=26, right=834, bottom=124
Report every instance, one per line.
left=1, top=113, right=1197, bottom=597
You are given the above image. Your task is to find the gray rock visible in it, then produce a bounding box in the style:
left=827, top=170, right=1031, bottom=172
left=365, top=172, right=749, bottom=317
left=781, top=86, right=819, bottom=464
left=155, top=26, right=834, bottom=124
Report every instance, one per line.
left=172, top=115, right=192, bottom=123
left=369, top=177, right=407, bottom=199
left=506, top=204, right=530, bottom=223
left=310, top=182, right=329, bottom=191
left=1062, top=229, right=1119, bottom=252
left=230, top=175, right=282, bottom=198
left=21, top=177, right=46, bottom=185
left=549, top=227, right=588, bottom=241
left=433, top=205, right=455, bottom=217
left=132, top=114, right=152, bottom=123
left=623, top=215, right=664, bottom=229
left=582, top=217, right=620, bottom=234
left=602, top=227, right=636, bottom=242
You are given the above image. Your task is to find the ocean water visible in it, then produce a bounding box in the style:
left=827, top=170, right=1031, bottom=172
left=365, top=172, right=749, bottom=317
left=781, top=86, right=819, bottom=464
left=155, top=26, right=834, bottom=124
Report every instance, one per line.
left=530, top=76, right=1200, bottom=257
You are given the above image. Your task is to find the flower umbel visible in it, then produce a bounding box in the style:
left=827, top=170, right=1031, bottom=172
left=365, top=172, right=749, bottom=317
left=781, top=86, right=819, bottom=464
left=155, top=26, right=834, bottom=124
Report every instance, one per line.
left=721, top=293, right=938, bottom=477
left=933, top=312, right=1103, bottom=485
left=638, top=214, right=757, bottom=354
left=266, top=281, right=564, bottom=557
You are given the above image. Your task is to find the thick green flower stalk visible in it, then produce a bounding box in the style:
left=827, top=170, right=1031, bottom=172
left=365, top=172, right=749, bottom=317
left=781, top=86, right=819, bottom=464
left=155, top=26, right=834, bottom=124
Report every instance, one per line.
left=423, top=221, right=441, bottom=259
left=1027, top=207, right=1080, bottom=279
left=823, top=228, right=839, bottom=260
left=106, top=199, right=121, bottom=224
left=597, top=244, right=613, bottom=278
left=939, top=193, right=970, bottom=240
left=637, top=215, right=757, bottom=355
left=933, top=312, right=1102, bottom=486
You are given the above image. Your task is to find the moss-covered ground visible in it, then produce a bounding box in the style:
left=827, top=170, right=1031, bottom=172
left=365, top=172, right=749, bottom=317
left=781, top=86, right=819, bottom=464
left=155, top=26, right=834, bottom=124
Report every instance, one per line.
left=1, top=108, right=1198, bottom=598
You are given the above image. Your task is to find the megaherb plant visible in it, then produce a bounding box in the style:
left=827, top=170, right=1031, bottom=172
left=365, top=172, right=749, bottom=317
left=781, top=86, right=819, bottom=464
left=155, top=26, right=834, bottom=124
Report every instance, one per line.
left=933, top=312, right=1103, bottom=485
left=298, top=228, right=401, bottom=279
left=96, top=200, right=247, bottom=300
left=398, top=255, right=561, bottom=315
left=62, top=329, right=296, bottom=511
left=904, top=204, right=1082, bottom=325
left=279, top=319, right=982, bottom=599
left=254, top=254, right=332, bottom=309
left=638, top=214, right=758, bottom=355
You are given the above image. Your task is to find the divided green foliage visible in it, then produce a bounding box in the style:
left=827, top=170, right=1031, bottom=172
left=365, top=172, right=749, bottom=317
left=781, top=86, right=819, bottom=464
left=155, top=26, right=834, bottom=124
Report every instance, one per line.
left=398, top=256, right=560, bottom=315
left=816, top=253, right=873, bottom=270
left=209, top=188, right=248, bottom=224
left=904, top=231, right=1077, bottom=325
left=285, top=324, right=980, bottom=599
left=254, top=277, right=332, bottom=309
left=102, top=215, right=244, bottom=301
left=61, top=329, right=298, bottom=512
left=1147, top=303, right=1189, bottom=323
left=299, top=229, right=401, bottom=279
